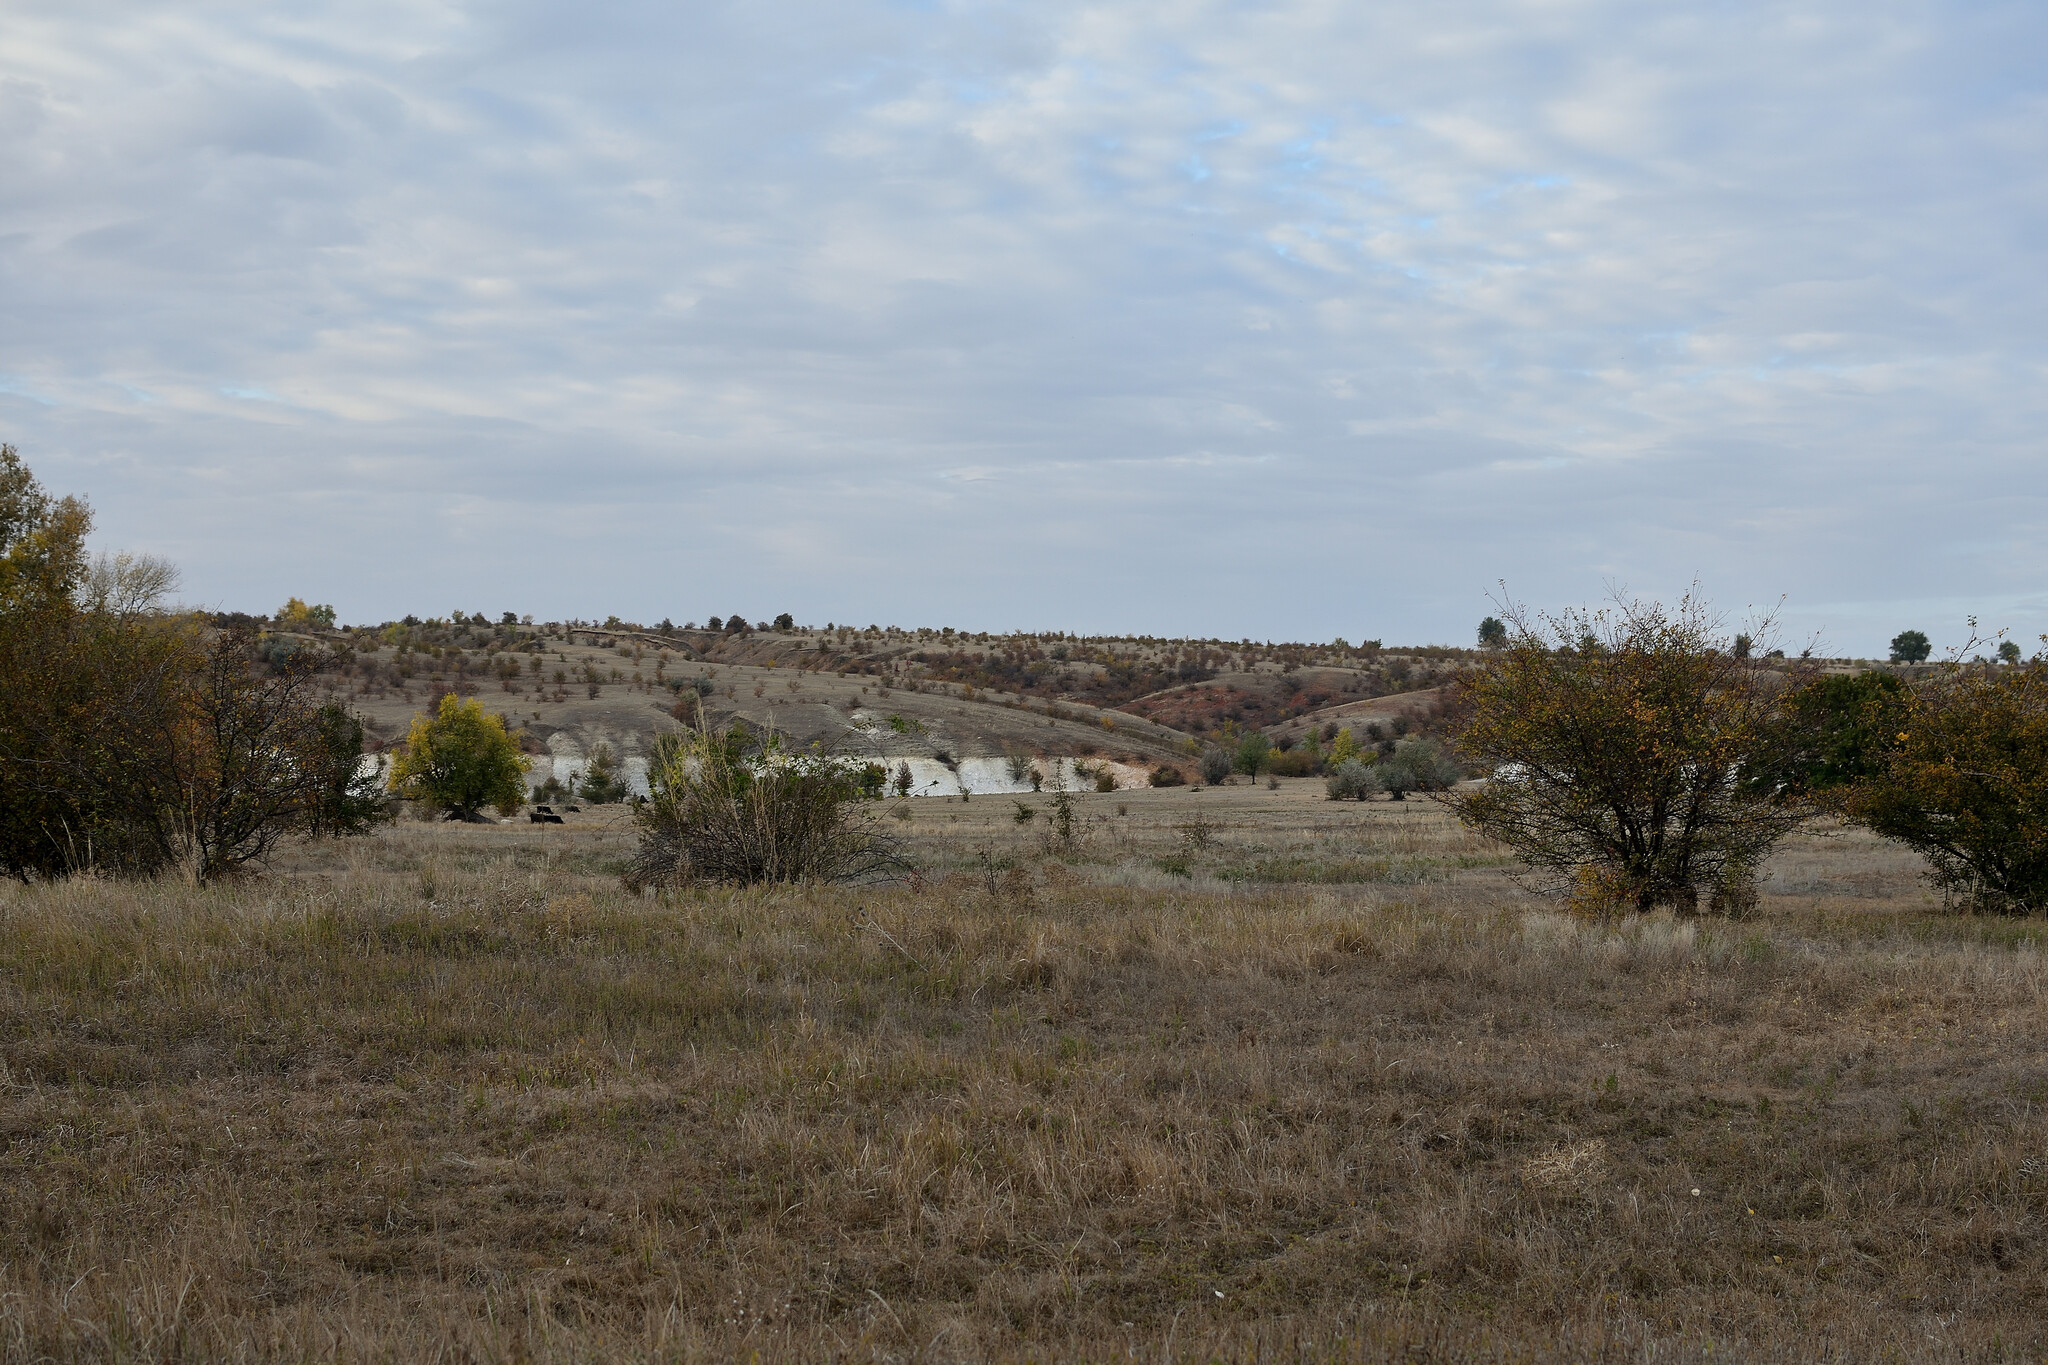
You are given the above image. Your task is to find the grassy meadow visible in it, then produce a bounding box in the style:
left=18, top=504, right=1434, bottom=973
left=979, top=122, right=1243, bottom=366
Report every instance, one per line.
left=3, top=782, right=2046, bottom=1361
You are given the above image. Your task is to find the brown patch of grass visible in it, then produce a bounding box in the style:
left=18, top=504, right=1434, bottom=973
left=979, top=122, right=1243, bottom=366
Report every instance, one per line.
left=2, top=810, right=2046, bottom=1359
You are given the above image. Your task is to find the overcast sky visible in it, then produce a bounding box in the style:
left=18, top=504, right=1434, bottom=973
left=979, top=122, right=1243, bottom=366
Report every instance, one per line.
left=2, top=2, right=2042, bottom=652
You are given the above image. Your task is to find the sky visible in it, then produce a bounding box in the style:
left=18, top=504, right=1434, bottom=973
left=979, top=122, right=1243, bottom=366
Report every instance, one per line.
left=1, top=1, right=2043, bottom=654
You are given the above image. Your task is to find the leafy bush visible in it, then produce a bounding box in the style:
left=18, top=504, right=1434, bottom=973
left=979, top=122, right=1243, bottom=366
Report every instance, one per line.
left=1839, top=658, right=2048, bottom=913
left=1376, top=738, right=1462, bottom=799
left=1234, top=732, right=1272, bottom=780
left=1445, top=592, right=1806, bottom=914
left=1148, top=765, right=1186, bottom=787
left=623, top=724, right=908, bottom=888
left=1199, top=747, right=1233, bottom=785
left=1267, top=748, right=1318, bottom=777
left=1325, top=758, right=1380, bottom=801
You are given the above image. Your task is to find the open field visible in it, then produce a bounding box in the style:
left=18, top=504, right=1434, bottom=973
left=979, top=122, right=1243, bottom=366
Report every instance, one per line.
left=5, top=791, right=2047, bottom=1361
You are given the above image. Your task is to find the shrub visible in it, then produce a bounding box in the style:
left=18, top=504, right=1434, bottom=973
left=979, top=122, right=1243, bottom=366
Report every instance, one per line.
left=1267, top=748, right=1318, bottom=778
left=389, top=695, right=532, bottom=820
left=1199, top=747, right=1233, bottom=785
left=1325, top=758, right=1379, bottom=801
left=624, top=723, right=908, bottom=888
left=1445, top=591, right=1808, bottom=914
left=1094, top=770, right=1118, bottom=793
left=1375, top=738, right=1461, bottom=800
left=1839, top=658, right=2048, bottom=913
left=1148, top=765, right=1186, bottom=787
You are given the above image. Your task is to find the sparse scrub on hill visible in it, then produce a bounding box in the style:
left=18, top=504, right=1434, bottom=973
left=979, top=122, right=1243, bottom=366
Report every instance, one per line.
left=624, top=721, right=909, bottom=888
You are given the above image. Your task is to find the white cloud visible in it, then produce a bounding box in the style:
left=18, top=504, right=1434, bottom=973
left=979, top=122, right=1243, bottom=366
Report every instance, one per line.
left=0, top=0, right=2042, bottom=651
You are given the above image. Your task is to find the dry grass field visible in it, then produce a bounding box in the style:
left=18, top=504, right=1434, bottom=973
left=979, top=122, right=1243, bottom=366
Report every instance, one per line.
left=4, top=785, right=2047, bottom=1361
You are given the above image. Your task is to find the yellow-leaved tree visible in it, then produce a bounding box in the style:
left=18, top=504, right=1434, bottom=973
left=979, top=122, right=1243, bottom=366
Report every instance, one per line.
left=389, top=695, right=531, bottom=820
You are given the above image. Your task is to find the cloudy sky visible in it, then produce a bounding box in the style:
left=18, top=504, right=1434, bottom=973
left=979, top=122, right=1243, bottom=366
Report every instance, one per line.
left=2, top=2, right=2042, bottom=651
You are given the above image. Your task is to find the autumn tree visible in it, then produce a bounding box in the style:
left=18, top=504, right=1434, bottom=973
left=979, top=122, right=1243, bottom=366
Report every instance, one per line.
left=1445, top=591, right=1810, bottom=914
left=1837, top=651, right=2048, bottom=914
left=0, top=448, right=384, bottom=880
left=389, top=694, right=531, bottom=820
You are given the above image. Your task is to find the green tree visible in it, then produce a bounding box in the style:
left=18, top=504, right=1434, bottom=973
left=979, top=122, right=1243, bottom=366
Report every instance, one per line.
left=1234, top=731, right=1272, bottom=781
left=1748, top=671, right=1909, bottom=798
left=1477, top=616, right=1507, bottom=649
left=773, top=612, right=795, bottom=630
left=578, top=742, right=632, bottom=804
left=389, top=695, right=531, bottom=820
left=1890, top=630, right=1932, bottom=664
left=1999, top=640, right=2023, bottom=665
left=1445, top=592, right=1809, bottom=914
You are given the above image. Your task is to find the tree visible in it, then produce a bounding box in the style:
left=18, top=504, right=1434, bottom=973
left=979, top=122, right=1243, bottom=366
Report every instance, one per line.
left=1478, top=616, right=1507, bottom=649
left=1999, top=640, right=2023, bottom=665
left=1234, top=731, right=1272, bottom=781
left=1445, top=592, right=1810, bottom=914
left=578, top=742, right=632, bottom=804
left=1199, top=747, right=1234, bottom=785
left=1732, top=633, right=1753, bottom=660
left=774, top=612, right=795, bottom=630
left=1, top=449, right=382, bottom=880
left=892, top=760, right=915, bottom=797
left=1326, top=726, right=1363, bottom=768
left=389, top=695, right=531, bottom=820
left=1890, top=630, right=1932, bottom=664
left=1837, top=657, right=2048, bottom=914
